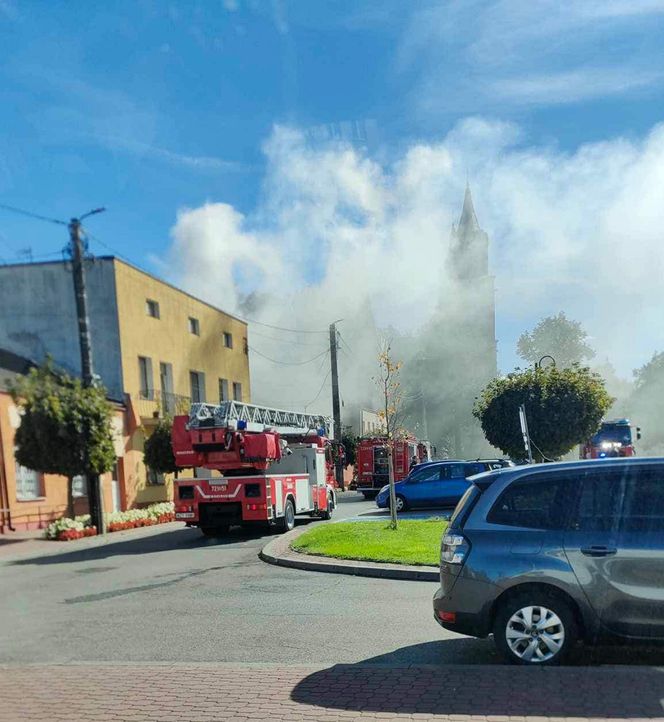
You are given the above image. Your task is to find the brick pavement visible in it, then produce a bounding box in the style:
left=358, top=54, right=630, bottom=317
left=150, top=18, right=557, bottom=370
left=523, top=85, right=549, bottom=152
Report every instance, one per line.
left=1, top=662, right=664, bottom=721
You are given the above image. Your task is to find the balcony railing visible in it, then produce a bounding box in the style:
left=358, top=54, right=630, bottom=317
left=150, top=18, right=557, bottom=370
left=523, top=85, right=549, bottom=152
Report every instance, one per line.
left=136, top=391, right=191, bottom=420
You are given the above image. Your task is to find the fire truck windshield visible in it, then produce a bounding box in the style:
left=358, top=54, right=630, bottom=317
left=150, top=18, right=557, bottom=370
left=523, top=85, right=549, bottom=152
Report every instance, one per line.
left=592, top=424, right=632, bottom=445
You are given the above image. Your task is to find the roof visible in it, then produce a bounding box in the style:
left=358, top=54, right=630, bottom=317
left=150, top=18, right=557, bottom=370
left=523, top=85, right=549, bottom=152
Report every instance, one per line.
left=0, top=256, right=247, bottom=327
left=457, top=183, right=480, bottom=232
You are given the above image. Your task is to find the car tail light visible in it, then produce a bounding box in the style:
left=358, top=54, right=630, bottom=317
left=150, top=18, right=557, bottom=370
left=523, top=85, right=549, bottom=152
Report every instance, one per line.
left=437, top=610, right=456, bottom=623
left=441, top=533, right=470, bottom=565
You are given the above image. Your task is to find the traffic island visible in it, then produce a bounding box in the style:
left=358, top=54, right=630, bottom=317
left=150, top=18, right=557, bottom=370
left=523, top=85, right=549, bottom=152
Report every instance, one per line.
left=259, top=520, right=445, bottom=581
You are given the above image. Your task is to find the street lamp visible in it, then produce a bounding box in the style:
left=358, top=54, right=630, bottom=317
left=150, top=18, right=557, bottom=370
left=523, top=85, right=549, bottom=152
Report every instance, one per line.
left=535, top=355, right=556, bottom=370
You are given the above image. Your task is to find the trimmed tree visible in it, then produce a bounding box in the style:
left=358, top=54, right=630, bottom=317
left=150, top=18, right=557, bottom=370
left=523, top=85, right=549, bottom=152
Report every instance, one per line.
left=9, top=358, right=116, bottom=519
left=473, top=365, right=612, bottom=461
left=517, top=312, right=595, bottom=368
left=143, top=417, right=179, bottom=477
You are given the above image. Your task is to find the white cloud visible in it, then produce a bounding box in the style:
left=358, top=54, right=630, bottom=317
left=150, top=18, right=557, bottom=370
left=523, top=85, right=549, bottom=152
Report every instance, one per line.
left=167, top=120, right=664, bottom=412
left=401, top=0, right=664, bottom=114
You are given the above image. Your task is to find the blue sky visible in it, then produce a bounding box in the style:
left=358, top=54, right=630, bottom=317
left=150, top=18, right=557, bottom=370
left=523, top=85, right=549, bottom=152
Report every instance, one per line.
left=2, top=0, right=664, bottom=376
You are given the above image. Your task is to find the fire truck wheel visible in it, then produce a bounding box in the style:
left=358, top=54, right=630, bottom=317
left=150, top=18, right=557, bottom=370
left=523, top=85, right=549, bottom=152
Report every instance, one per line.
left=321, top=493, right=334, bottom=520
left=277, top=498, right=296, bottom=533
left=200, top=525, right=230, bottom=538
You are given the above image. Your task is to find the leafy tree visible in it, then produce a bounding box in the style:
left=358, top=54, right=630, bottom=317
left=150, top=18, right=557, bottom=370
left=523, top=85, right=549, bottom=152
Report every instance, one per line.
left=629, top=351, right=664, bottom=454
left=517, top=312, right=595, bottom=368
left=144, top=417, right=179, bottom=476
left=473, top=365, right=612, bottom=461
left=374, top=343, right=407, bottom=529
left=340, top=428, right=358, bottom=468
left=10, top=358, right=116, bottom=519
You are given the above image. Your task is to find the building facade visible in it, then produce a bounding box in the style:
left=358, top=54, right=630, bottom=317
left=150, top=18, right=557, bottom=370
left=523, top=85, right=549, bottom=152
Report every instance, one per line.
left=0, top=258, right=250, bottom=529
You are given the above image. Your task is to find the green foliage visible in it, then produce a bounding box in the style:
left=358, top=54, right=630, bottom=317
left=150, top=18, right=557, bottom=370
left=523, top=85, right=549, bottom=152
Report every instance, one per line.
left=517, top=312, right=595, bottom=368
left=143, top=417, right=178, bottom=475
left=9, top=358, right=116, bottom=477
left=473, top=365, right=613, bottom=461
left=341, top=429, right=358, bottom=467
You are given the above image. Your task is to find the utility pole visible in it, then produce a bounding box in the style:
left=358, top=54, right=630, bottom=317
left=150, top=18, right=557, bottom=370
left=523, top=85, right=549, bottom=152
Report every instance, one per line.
left=69, top=209, right=106, bottom=532
left=329, top=322, right=344, bottom=491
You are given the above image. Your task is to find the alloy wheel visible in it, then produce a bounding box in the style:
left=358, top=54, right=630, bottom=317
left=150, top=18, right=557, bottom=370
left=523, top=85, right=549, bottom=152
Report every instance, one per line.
left=505, top=605, right=565, bottom=663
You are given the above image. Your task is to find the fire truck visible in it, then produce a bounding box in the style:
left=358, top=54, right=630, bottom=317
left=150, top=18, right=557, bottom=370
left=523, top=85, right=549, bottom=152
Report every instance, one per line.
left=171, top=401, right=337, bottom=536
left=580, top=418, right=641, bottom=459
left=355, top=436, right=432, bottom=499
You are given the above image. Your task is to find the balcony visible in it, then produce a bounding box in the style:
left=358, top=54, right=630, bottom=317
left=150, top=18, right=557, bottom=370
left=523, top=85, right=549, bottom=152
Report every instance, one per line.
left=135, top=391, right=192, bottom=422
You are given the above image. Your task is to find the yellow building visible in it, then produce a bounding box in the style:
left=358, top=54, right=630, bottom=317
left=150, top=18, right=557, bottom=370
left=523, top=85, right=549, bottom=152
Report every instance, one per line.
left=0, top=256, right=250, bottom=518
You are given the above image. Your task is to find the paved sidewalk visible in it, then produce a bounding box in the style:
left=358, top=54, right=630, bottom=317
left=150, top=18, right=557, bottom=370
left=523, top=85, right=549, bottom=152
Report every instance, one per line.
left=2, top=662, right=664, bottom=721
left=260, top=525, right=439, bottom=581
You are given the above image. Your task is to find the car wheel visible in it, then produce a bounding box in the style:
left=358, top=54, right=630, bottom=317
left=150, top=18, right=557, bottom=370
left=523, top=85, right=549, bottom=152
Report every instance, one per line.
left=493, top=591, right=577, bottom=666
left=277, top=499, right=296, bottom=533
left=200, top=524, right=229, bottom=538
left=392, top=494, right=408, bottom=512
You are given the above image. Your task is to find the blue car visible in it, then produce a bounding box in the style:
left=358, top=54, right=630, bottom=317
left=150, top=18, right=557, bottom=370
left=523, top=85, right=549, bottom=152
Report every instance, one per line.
left=375, top=460, right=496, bottom=512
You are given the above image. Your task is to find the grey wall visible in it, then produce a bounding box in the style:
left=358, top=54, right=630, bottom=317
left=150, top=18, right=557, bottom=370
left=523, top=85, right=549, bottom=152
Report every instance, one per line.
left=0, top=259, right=124, bottom=400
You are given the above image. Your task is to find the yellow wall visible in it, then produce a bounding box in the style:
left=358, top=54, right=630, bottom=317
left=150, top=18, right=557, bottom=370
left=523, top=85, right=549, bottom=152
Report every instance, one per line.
left=112, top=259, right=250, bottom=505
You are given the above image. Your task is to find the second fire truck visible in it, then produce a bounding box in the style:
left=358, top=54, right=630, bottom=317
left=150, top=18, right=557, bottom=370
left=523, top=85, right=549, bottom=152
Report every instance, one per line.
left=355, top=436, right=432, bottom=499
left=171, top=401, right=337, bottom=536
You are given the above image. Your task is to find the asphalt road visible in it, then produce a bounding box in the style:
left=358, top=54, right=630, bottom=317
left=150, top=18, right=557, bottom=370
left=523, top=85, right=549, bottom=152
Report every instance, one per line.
left=1, top=493, right=662, bottom=668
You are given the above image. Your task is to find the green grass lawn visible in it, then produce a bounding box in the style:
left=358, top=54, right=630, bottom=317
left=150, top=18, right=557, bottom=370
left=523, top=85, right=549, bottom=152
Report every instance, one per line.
left=290, top=519, right=448, bottom=566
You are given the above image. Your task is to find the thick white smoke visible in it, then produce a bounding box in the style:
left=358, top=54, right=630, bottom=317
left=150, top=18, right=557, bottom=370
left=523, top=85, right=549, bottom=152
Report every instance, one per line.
left=167, top=118, right=664, bottom=416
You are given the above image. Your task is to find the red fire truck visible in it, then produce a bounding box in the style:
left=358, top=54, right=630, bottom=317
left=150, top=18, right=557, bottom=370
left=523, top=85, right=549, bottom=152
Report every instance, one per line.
left=580, top=418, right=641, bottom=459
left=171, top=401, right=336, bottom=536
left=355, top=436, right=431, bottom=499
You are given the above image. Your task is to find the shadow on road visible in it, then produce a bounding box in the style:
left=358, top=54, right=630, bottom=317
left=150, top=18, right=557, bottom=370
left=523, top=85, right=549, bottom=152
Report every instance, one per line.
left=291, top=641, right=664, bottom=718
left=9, top=520, right=315, bottom=567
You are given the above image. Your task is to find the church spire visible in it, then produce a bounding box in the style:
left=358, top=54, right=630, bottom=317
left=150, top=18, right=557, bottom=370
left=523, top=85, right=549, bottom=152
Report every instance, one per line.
left=458, top=182, right=479, bottom=232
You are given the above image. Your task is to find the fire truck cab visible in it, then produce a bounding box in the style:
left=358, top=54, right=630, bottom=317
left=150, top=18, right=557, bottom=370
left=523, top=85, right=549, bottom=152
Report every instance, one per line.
left=581, top=418, right=641, bottom=459
left=171, top=401, right=336, bottom=537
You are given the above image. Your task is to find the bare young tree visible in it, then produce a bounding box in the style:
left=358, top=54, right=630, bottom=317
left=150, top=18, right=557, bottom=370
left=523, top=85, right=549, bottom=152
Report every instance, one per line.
left=375, top=342, right=408, bottom=530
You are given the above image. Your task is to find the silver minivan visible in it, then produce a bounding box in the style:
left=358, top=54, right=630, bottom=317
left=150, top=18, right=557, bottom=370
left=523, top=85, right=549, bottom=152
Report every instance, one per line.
left=433, top=458, right=664, bottom=664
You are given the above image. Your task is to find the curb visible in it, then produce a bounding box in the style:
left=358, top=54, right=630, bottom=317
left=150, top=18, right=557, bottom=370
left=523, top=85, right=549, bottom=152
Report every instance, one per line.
left=258, top=525, right=439, bottom=582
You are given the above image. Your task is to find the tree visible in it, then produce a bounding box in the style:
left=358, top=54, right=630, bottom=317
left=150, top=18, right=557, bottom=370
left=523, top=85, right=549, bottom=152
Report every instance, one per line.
left=9, top=358, right=116, bottom=519
left=517, top=312, right=595, bottom=368
left=144, top=417, right=179, bottom=476
left=340, top=428, right=358, bottom=468
left=473, top=365, right=612, bottom=461
left=629, top=351, right=664, bottom=454
left=374, top=343, right=407, bottom=529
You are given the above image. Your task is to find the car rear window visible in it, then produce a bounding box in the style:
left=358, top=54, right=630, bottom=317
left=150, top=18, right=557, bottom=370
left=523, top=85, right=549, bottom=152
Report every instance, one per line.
left=487, top=474, right=576, bottom=530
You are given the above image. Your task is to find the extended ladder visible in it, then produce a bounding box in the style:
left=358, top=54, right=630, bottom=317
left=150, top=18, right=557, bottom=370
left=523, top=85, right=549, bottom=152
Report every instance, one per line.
left=188, top=400, right=330, bottom=436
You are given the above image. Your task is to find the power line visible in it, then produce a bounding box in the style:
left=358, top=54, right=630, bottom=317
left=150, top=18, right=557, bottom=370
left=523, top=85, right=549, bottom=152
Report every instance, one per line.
left=305, top=369, right=332, bottom=410
left=249, top=346, right=329, bottom=366
left=249, top=328, right=328, bottom=348
left=0, top=201, right=67, bottom=226
left=240, top=317, right=329, bottom=334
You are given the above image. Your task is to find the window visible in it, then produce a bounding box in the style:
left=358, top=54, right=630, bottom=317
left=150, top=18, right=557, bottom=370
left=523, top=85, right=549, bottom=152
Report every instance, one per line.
left=464, top=462, right=486, bottom=477
left=232, top=381, right=242, bottom=401
left=441, top=463, right=467, bottom=479
left=147, top=468, right=165, bottom=485
left=138, top=356, right=153, bottom=399
left=573, top=471, right=623, bottom=532
left=243, top=337, right=248, bottom=354
left=223, top=332, right=233, bottom=348
left=488, top=474, right=575, bottom=530
left=15, top=460, right=41, bottom=500
left=407, top=466, right=441, bottom=483
left=146, top=299, right=160, bottom=318
left=159, top=362, right=174, bottom=413
left=190, top=370, right=206, bottom=403
left=189, top=317, right=200, bottom=335
left=219, top=378, right=229, bottom=402
left=72, top=474, right=87, bottom=498
left=621, top=467, right=664, bottom=533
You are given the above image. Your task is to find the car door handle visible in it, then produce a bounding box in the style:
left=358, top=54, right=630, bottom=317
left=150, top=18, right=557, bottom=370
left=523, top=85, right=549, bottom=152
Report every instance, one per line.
left=580, top=545, right=617, bottom=557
